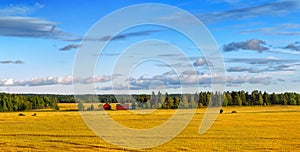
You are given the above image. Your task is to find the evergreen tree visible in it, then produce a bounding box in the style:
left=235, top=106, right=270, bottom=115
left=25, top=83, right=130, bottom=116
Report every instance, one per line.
left=90, top=104, right=94, bottom=111
left=258, top=93, right=263, bottom=106
left=180, top=94, right=189, bottom=109
left=270, top=93, right=279, bottom=105
left=226, top=92, right=233, bottom=106
left=223, top=93, right=228, bottom=106
left=289, top=93, right=297, bottom=105
left=77, top=102, right=85, bottom=111
left=263, top=91, right=269, bottom=105
left=240, top=91, right=247, bottom=106
left=1, top=97, right=8, bottom=112
left=173, top=96, right=180, bottom=109
left=206, top=92, right=211, bottom=106
left=199, top=92, right=205, bottom=107
left=283, top=93, right=288, bottom=105
left=234, top=94, right=242, bottom=106
left=157, top=91, right=164, bottom=108
left=150, top=91, right=157, bottom=109
left=188, top=95, right=194, bottom=108
left=194, top=92, right=199, bottom=105
left=251, top=90, right=258, bottom=105
left=297, top=94, right=300, bottom=105
left=166, top=96, right=173, bottom=109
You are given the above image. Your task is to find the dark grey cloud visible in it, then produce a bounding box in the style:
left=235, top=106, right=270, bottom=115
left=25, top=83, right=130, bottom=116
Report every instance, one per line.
left=282, top=42, right=300, bottom=51
left=227, top=75, right=272, bottom=85
left=0, top=3, right=80, bottom=41
left=198, top=0, right=300, bottom=24
left=101, top=53, right=120, bottom=56
left=0, top=16, right=161, bottom=42
left=226, top=57, right=297, bottom=65
left=97, top=85, right=125, bottom=91
left=163, top=70, right=176, bottom=75
left=226, top=57, right=299, bottom=74
left=292, top=80, right=300, bottom=82
left=157, top=1, right=300, bottom=26
left=14, top=60, right=23, bottom=64
left=155, top=62, right=189, bottom=68
left=240, top=27, right=300, bottom=36
left=227, top=67, right=259, bottom=73
left=92, top=53, right=121, bottom=57
left=157, top=53, right=182, bottom=57
left=223, top=39, right=269, bottom=52
left=71, top=29, right=163, bottom=42
left=227, top=64, right=295, bottom=73
left=181, top=70, right=199, bottom=75
left=267, top=64, right=295, bottom=72
left=0, top=60, right=24, bottom=64
left=0, top=16, right=75, bottom=40
left=248, top=76, right=272, bottom=85
left=59, top=44, right=81, bottom=51
left=97, top=84, right=148, bottom=91
left=99, top=30, right=162, bottom=41
left=239, top=23, right=300, bottom=36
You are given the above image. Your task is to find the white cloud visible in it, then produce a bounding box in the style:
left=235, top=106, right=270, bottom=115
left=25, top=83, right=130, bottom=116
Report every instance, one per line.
left=163, top=70, right=176, bottom=75
left=0, top=72, right=273, bottom=92
left=106, top=71, right=271, bottom=90
left=0, top=3, right=44, bottom=16
left=3, top=79, right=14, bottom=86
left=0, top=75, right=112, bottom=87
left=193, top=58, right=207, bottom=66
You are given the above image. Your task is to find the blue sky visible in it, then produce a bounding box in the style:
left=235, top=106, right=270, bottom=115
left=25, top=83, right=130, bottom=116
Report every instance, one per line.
left=0, top=0, right=300, bottom=94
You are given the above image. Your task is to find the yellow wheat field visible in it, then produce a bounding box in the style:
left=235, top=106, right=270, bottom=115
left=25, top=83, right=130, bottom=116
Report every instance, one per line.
left=0, top=105, right=300, bottom=151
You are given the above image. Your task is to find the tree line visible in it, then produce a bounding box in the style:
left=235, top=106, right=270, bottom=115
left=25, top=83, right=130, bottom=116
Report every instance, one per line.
left=77, top=91, right=300, bottom=110
left=1, top=90, right=300, bottom=112
left=0, top=93, right=59, bottom=112
left=124, top=91, right=300, bottom=109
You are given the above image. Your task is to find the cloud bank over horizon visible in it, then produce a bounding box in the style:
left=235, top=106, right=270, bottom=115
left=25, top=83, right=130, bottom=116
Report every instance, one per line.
left=0, top=1, right=300, bottom=93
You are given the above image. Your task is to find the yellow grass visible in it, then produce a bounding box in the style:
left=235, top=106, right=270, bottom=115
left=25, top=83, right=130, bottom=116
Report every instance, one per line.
left=0, top=105, right=300, bottom=151
left=58, top=103, right=104, bottom=111
left=58, top=103, right=78, bottom=111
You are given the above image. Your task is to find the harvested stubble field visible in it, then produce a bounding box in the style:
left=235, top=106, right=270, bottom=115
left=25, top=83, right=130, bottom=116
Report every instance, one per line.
left=0, top=105, right=300, bottom=151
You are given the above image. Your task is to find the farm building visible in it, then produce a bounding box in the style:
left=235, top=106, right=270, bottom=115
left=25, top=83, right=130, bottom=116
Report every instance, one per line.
left=117, top=104, right=129, bottom=110
left=103, top=103, right=111, bottom=110
left=103, top=103, right=130, bottom=110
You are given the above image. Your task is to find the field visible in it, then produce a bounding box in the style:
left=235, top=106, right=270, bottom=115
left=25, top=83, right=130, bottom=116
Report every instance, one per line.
left=0, top=105, right=300, bottom=151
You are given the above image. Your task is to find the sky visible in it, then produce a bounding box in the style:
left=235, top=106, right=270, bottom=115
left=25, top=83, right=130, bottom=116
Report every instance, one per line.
left=0, top=0, right=300, bottom=94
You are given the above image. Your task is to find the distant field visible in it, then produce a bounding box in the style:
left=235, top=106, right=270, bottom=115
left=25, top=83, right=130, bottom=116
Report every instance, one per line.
left=0, top=105, right=300, bottom=151
left=58, top=103, right=103, bottom=111
left=58, top=103, right=78, bottom=111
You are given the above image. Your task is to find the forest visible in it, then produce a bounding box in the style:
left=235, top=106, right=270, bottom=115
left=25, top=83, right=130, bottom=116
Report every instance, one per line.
left=1, top=90, right=300, bottom=112
left=94, top=91, right=300, bottom=109
left=0, top=93, right=59, bottom=112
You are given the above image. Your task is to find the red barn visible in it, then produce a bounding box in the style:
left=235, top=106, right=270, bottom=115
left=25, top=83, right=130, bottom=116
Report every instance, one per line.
left=103, top=103, right=111, bottom=110
left=103, top=103, right=129, bottom=110
left=116, top=104, right=129, bottom=110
